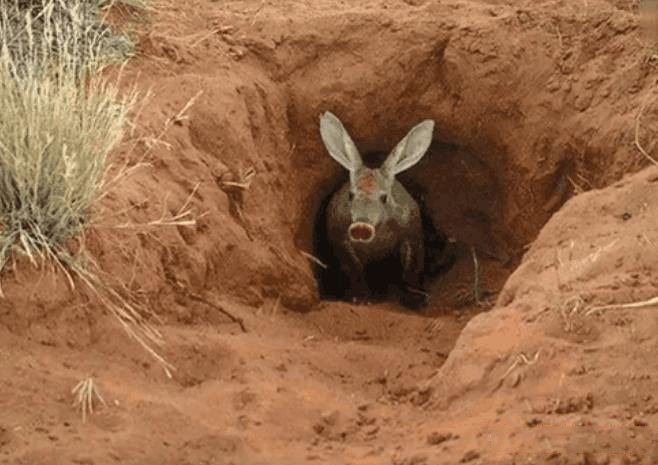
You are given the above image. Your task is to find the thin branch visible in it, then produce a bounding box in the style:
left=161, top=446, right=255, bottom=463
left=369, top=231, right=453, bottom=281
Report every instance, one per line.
left=586, top=296, right=658, bottom=316
left=471, top=245, right=482, bottom=306
left=301, top=250, right=328, bottom=269
left=635, top=99, right=658, bottom=165
left=186, top=291, right=248, bottom=332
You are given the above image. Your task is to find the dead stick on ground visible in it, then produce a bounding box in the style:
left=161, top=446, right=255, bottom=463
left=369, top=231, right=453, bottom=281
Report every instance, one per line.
left=585, top=296, right=658, bottom=316
left=301, top=250, right=328, bottom=269
left=635, top=99, right=658, bottom=165
left=470, top=245, right=481, bottom=306
left=492, top=350, right=541, bottom=393
left=186, top=292, right=248, bottom=332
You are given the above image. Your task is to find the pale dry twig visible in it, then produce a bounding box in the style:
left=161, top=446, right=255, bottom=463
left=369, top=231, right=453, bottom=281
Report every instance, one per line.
left=585, top=295, right=658, bottom=316
left=72, top=377, right=106, bottom=422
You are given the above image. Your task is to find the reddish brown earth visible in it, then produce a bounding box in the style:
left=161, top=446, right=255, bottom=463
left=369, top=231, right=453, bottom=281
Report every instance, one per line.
left=1, top=0, right=658, bottom=463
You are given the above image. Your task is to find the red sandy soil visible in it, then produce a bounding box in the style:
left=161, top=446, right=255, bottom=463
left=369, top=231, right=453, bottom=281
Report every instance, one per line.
left=1, top=0, right=658, bottom=464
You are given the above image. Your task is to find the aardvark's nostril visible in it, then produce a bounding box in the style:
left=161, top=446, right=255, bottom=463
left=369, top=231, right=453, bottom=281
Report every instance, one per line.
left=349, top=222, right=375, bottom=242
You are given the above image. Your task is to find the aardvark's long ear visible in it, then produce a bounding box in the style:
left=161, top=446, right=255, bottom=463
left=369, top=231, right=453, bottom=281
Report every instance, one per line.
left=382, top=120, right=434, bottom=177
left=319, top=111, right=363, bottom=172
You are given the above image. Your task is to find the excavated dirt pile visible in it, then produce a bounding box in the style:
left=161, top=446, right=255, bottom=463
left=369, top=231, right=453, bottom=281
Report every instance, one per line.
left=1, top=0, right=658, bottom=464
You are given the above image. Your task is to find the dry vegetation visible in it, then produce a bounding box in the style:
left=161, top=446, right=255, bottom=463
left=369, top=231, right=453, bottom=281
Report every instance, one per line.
left=0, top=0, right=176, bottom=378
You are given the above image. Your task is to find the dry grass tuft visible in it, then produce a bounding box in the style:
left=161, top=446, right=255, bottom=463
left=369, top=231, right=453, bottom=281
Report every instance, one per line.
left=0, top=0, right=178, bottom=374
left=72, top=377, right=106, bottom=422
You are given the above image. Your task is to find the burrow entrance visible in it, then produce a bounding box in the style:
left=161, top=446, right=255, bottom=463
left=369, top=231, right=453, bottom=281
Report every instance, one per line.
left=300, top=132, right=523, bottom=315
left=276, top=18, right=596, bottom=315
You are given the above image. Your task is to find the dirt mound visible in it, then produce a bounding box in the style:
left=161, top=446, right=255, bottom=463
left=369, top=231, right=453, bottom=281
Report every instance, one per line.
left=432, top=164, right=658, bottom=462
left=1, top=0, right=657, bottom=463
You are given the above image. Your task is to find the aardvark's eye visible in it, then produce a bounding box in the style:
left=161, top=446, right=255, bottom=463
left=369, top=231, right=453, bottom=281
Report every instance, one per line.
left=380, top=194, right=388, bottom=204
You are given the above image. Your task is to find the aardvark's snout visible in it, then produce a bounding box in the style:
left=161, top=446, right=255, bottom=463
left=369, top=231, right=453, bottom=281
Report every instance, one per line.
left=348, top=222, right=375, bottom=243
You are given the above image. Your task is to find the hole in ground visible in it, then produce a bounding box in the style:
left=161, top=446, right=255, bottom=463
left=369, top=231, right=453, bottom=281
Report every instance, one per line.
left=282, top=17, right=578, bottom=321
left=309, top=141, right=508, bottom=313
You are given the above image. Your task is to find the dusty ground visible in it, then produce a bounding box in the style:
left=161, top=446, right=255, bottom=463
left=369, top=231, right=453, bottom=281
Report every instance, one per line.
left=1, top=0, right=658, bottom=463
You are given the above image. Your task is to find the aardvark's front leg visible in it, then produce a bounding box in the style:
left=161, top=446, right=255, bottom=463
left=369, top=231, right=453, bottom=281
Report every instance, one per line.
left=338, top=239, right=371, bottom=304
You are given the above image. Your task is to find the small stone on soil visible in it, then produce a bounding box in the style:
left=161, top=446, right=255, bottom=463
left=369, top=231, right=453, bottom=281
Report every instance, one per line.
left=274, top=363, right=287, bottom=372
left=412, top=387, right=432, bottom=406
left=321, top=410, right=340, bottom=426
left=460, top=450, right=480, bottom=463
left=426, top=431, right=455, bottom=445
left=365, top=426, right=379, bottom=436
left=526, top=418, right=542, bottom=427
